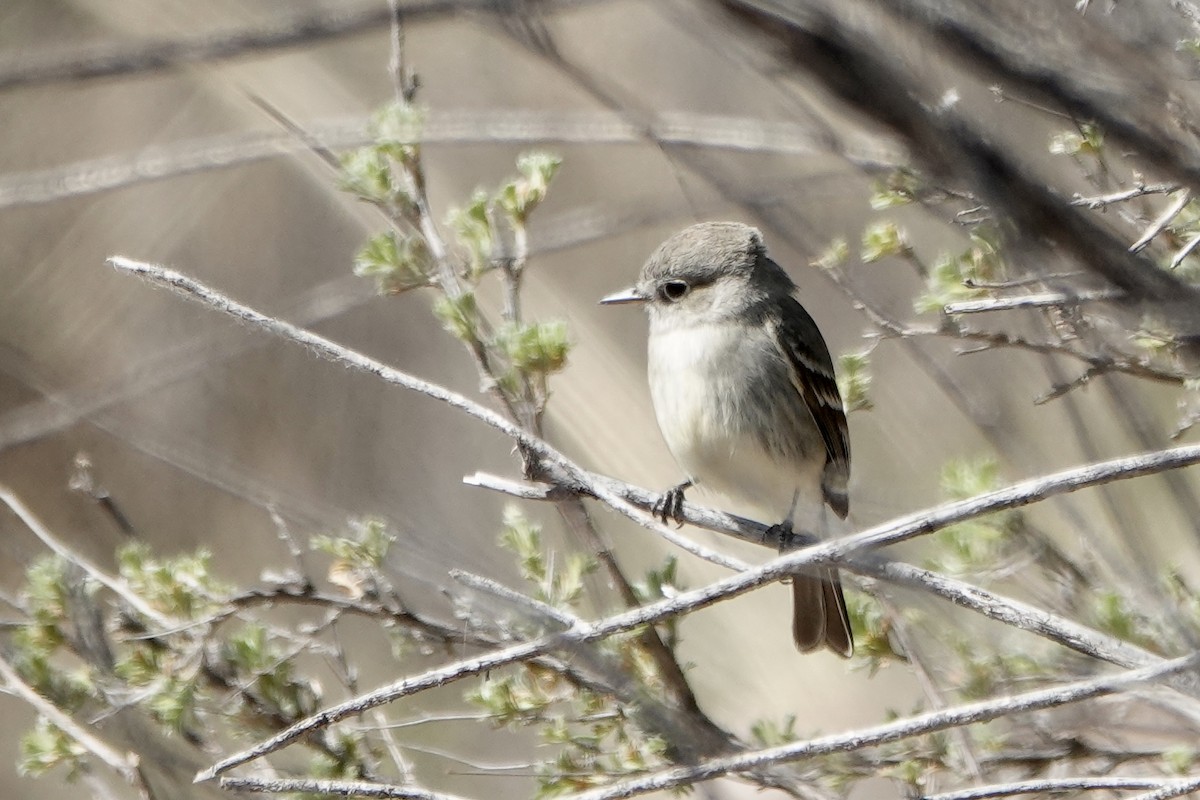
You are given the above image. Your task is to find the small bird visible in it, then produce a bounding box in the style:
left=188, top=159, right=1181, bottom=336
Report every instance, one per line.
left=601, top=222, right=853, bottom=656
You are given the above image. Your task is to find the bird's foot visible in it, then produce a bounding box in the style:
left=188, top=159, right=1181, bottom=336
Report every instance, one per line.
left=652, top=480, right=692, bottom=526
left=768, top=520, right=797, bottom=553
left=769, top=521, right=818, bottom=552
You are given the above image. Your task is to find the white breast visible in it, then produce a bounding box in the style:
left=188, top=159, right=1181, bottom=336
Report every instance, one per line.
left=647, top=320, right=824, bottom=527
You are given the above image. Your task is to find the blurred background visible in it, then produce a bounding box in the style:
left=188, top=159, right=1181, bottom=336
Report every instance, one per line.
left=4, top=1, right=1200, bottom=799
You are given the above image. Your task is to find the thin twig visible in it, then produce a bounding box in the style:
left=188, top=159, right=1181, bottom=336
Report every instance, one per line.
left=962, top=272, right=1084, bottom=289
left=0, top=111, right=879, bottom=211
left=449, top=569, right=574, bottom=628
left=571, top=655, right=1199, bottom=800
left=1071, top=182, right=1179, bottom=209
left=0, top=1, right=592, bottom=92
left=0, top=486, right=172, bottom=629
left=218, top=775, right=469, bottom=799
left=1124, top=775, right=1200, bottom=800
left=1130, top=189, right=1192, bottom=253
left=943, top=290, right=1120, bottom=315
left=466, top=472, right=749, bottom=570
left=922, top=775, right=1185, bottom=800
left=1171, top=233, right=1200, bottom=269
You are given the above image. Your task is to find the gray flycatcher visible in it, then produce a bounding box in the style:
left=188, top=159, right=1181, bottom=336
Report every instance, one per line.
left=601, top=221, right=853, bottom=657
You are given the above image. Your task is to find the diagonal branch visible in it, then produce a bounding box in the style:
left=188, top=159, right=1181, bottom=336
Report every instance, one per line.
left=571, top=654, right=1200, bottom=800
left=0, top=1, right=588, bottom=93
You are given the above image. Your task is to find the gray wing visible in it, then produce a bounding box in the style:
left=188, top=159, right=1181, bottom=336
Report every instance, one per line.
left=774, top=295, right=851, bottom=517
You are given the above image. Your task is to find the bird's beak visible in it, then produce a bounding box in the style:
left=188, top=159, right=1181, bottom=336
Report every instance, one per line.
left=599, top=286, right=646, bottom=306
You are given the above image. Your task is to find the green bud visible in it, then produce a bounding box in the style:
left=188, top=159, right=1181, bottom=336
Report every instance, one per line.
left=18, top=719, right=86, bottom=779
left=913, top=230, right=1003, bottom=314
left=860, top=221, right=910, bottom=263
left=338, top=147, right=395, bottom=205
left=497, top=151, right=562, bottom=223
left=311, top=518, right=395, bottom=569
left=815, top=237, right=850, bottom=270
left=1165, top=745, right=1196, bottom=774
left=432, top=291, right=479, bottom=342
left=1049, top=122, right=1102, bottom=157
left=750, top=715, right=798, bottom=747
left=370, top=101, right=426, bottom=164
left=837, top=350, right=873, bottom=413
left=927, top=458, right=1019, bottom=575
left=497, top=320, right=570, bottom=375
left=499, top=505, right=544, bottom=583
left=353, top=231, right=431, bottom=294
left=117, top=543, right=229, bottom=618
left=446, top=189, right=494, bottom=279
left=869, top=168, right=921, bottom=209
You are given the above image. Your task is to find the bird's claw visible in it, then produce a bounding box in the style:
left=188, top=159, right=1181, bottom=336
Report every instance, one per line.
left=767, top=520, right=798, bottom=552
left=652, top=480, right=692, bottom=526
left=769, top=521, right=817, bottom=552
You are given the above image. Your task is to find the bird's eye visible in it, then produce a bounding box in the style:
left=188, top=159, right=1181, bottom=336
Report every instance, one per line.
left=660, top=280, right=690, bottom=302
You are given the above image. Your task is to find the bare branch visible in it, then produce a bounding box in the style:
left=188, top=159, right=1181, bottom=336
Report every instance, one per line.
left=1072, top=183, right=1180, bottom=209
left=0, top=1, right=593, bottom=92
left=1130, top=189, right=1192, bottom=253
left=944, top=290, right=1121, bottom=315
left=218, top=775, right=469, bottom=799
left=572, top=655, right=1199, bottom=800
left=924, top=776, right=1187, bottom=800
left=0, top=486, right=172, bottom=629
left=0, top=111, right=874, bottom=210
left=469, top=472, right=1200, bottom=711
left=1171, top=233, right=1200, bottom=270
left=0, top=651, right=146, bottom=795
left=1125, top=776, right=1200, bottom=800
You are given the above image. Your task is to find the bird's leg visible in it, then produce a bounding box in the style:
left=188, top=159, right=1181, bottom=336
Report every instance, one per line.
left=769, top=519, right=796, bottom=552
left=772, top=491, right=820, bottom=558
left=773, top=489, right=803, bottom=553
left=769, top=520, right=819, bottom=552
left=652, top=479, right=693, bottom=526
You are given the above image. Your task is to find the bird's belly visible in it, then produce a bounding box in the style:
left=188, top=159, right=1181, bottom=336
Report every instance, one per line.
left=647, top=324, right=823, bottom=524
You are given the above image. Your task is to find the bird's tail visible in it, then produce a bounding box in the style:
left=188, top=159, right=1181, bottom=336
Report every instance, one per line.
left=792, top=568, right=853, bottom=657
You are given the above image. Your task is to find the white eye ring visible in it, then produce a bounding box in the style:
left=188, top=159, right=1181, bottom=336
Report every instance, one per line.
left=661, top=280, right=690, bottom=301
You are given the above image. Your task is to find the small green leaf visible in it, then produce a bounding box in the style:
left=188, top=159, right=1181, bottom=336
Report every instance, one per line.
left=913, top=229, right=1004, bottom=314
left=860, top=221, right=911, bottom=263
left=117, top=543, right=230, bottom=618
left=446, top=189, right=495, bottom=279
left=18, top=719, right=86, bottom=780
left=837, top=350, right=873, bottom=413
left=311, top=518, right=395, bottom=570
left=926, top=459, right=1020, bottom=576
left=432, top=291, right=479, bottom=342
left=496, top=320, right=571, bottom=375
left=814, top=237, right=850, bottom=270
left=845, top=592, right=906, bottom=674
left=1165, top=745, right=1196, bottom=774
left=499, top=505, right=545, bottom=583
left=497, top=152, right=562, bottom=223
left=869, top=168, right=922, bottom=209
left=338, top=147, right=396, bottom=205
left=1049, top=122, right=1103, bottom=157
left=370, top=101, right=426, bottom=164
left=750, top=715, right=798, bottom=747
left=353, top=231, right=431, bottom=294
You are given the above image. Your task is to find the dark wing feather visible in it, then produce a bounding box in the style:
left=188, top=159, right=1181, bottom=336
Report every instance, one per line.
left=774, top=296, right=851, bottom=517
